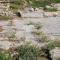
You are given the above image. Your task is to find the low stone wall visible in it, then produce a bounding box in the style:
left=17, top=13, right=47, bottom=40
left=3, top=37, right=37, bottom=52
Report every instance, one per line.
left=20, top=11, right=60, bottom=18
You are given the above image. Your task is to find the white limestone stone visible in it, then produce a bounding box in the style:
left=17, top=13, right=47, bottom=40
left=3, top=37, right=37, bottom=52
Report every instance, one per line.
left=50, top=47, right=60, bottom=60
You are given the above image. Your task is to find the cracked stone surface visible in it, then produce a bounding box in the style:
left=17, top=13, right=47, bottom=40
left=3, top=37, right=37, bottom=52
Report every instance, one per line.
left=0, top=17, right=60, bottom=50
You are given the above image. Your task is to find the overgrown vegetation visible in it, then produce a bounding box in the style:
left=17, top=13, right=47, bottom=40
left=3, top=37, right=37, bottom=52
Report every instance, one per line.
left=0, top=52, right=11, bottom=60
left=44, top=7, right=57, bottom=12
left=32, top=29, right=49, bottom=42
left=0, top=44, right=42, bottom=60
left=47, top=40, right=60, bottom=50
left=10, top=0, right=60, bottom=10
left=0, top=16, right=13, bottom=20
left=27, top=22, right=49, bottom=42
left=0, top=40, right=60, bottom=60
left=15, top=44, right=41, bottom=60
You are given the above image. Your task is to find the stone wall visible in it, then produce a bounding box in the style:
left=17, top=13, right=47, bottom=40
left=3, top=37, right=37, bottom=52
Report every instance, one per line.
left=20, top=11, right=60, bottom=18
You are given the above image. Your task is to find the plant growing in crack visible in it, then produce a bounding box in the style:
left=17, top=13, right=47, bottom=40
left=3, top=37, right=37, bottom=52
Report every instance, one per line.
left=30, top=22, right=49, bottom=43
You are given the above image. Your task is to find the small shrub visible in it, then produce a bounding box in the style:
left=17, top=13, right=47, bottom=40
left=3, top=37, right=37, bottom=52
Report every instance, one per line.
left=15, top=44, right=41, bottom=60
left=47, top=40, right=60, bottom=50
left=32, top=30, right=43, bottom=36
left=27, top=22, right=42, bottom=29
left=34, top=23, right=42, bottom=29
left=32, top=30, right=49, bottom=42
left=27, top=22, right=35, bottom=25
